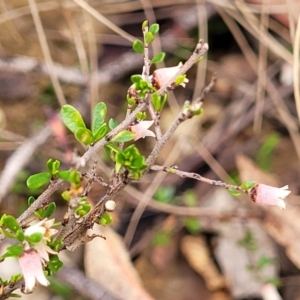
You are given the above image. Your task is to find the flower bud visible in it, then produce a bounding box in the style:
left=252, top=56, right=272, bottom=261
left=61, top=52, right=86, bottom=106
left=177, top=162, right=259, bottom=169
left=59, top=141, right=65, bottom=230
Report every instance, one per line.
left=105, top=200, right=116, bottom=212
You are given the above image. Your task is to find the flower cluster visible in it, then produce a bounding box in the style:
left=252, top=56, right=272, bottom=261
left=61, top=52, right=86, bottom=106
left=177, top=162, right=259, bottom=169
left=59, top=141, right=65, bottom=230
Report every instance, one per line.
left=18, top=219, right=58, bottom=293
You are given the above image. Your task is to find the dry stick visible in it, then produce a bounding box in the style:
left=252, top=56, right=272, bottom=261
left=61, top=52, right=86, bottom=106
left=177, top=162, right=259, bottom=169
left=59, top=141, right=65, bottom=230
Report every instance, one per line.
left=55, top=266, right=120, bottom=300
left=293, top=13, right=300, bottom=123
left=150, top=165, right=243, bottom=192
left=72, top=0, right=136, bottom=43
left=28, top=0, right=66, bottom=106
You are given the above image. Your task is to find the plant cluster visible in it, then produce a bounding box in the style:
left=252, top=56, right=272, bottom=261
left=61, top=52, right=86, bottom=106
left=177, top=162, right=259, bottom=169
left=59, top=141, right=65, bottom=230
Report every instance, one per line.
left=0, top=21, right=290, bottom=299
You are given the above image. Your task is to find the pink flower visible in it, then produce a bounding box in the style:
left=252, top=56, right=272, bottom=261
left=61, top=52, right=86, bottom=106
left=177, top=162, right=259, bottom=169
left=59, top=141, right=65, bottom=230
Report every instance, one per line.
left=18, top=249, right=49, bottom=293
left=129, top=120, right=155, bottom=141
left=151, top=62, right=189, bottom=89
left=249, top=184, right=290, bottom=209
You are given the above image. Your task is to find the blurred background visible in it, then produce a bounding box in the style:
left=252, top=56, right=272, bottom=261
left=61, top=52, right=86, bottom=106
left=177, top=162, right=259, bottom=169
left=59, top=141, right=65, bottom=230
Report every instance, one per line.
left=0, top=0, right=300, bottom=299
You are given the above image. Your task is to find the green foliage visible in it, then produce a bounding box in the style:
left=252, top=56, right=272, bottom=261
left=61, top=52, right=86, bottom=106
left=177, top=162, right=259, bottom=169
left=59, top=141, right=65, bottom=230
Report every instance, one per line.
left=149, top=23, right=160, bottom=35
left=240, top=180, right=256, bottom=191
left=25, top=232, right=43, bottom=244
left=145, top=32, right=154, bottom=45
left=61, top=105, right=86, bottom=134
left=151, top=52, right=165, bottom=64
left=183, top=189, right=197, bottom=207
left=154, top=186, right=176, bottom=203
left=174, top=74, right=187, bottom=86
left=99, top=213, right=112, bottom=226
left=228, top=188, right=240, bottom=197
left=48, top=277, right=72, bottom=299
left=92, top=102, right=107, bottom=134
left=183, top=217, right=201, bottom=235
left=47, top=255, right=63, bottom=275
left=75, top=203, right=91, bottom=217
left=256, top=133, right=280, bottom=171
left=1, top=244, right=23, bottom=259
left=26, top=172, right=51, bottom=189
left=1, top=215, right=22, bottom=233
left=132, top=40, right=144, bottom=54
left=61, top=102, right=108, bottom=145
left=108, top=118, right=118, bottom=130
left=151, top=93, right=167, bottom=111
left=152, top=231, right=171, bottom=246
left=111, top=130, right=135, bottom=143
left=115, top=145, right=147, bottom=179
left=35, top=202, right=56, bottom=219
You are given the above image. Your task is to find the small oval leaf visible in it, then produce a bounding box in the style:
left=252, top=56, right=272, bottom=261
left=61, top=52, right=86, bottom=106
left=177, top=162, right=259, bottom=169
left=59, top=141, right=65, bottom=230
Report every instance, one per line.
left=145, top=32, right=154, bottom=45
left=149, top=23, right=159, bottom=35
left=111, top=130, right=135, bottom=143
left=61, top=105, right=86, bottom=133
left=93, top=123, right=107, bottom=141
left=132, top=40, right=144, bottom=54
left=92, top=102, right=107, bottom=135
left=75, top=128, right=94, bottom=145
left=27, top=172, right=51, bottom=189
left=151, top=52, right=165, bottom=64
left=43, top=202, right=56, bottom=218
left=108, top=118, right=118, bottom=130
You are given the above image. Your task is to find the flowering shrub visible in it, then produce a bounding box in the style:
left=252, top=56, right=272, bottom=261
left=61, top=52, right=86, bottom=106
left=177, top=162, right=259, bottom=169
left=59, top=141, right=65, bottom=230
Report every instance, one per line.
left=0, top=21, right=290, bottom=298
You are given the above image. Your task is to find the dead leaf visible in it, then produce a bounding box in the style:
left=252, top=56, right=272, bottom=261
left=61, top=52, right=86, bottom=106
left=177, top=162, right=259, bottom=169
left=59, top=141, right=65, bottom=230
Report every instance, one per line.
left=84, top=225, right=153, bottom=300
left=181, top=235, right=226, bottom=291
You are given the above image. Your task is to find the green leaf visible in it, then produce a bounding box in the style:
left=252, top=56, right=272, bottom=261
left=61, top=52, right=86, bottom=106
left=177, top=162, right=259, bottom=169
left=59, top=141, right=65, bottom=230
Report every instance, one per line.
left=56, top=171, right=71, bottom=181
left=2, top=244, right=23, bottom=258
left=25, top=232, right=43, bottom=244
left=27, top=196, right=35, bottom=206
left=99, top=213, right=112, bottom=226
left=240, top=180, right=256, bottom=191
left=228, top=188, right=240, bottom=197
left=92, top=102, right=107, bottom=135
left=149, top=23, right=159, bottom=35
left=105, top=142, right=121, bottom=161
left=108, top=118, right=118, bottom=130
left=43, top=202, right=56, bottom=218
left=131, top=75, right=143, bottom=84
left=27, top=172, right=51, bottom=189
left=2, top=215, right=21, bottom=233
left=142, top=20, right=148, bottom=30
left=151, top=52, right=165, bottom=64
left=111, top=130, right=135, bottom=143
left=75, top=128, right=94, bottom=145
left=48, top=255, right=63, bottom=274
left=132, top=40, right=144, bottom=54
left=75, top=203, right=91, bottom=217
left=15, top=229, right=25, bottom=242
left=145, top=32, right=154, bottom=45
left=93, top=123, right=107, bottom=141
left=61, top=105, right=86, bottom=133
left=154, top=186, right=175, bottom=203
left=184, top=217, right=201, bottom=234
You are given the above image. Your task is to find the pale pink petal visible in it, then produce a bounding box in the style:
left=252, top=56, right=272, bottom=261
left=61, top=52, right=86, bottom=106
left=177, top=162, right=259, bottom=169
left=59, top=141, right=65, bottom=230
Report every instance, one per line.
left=250, top=184, right=290, bottom=209
left=152, top=62, right=189, bottom=89
left=129, top=120, right=155, bottom=141
left=18, top=249, right=49, bottom=293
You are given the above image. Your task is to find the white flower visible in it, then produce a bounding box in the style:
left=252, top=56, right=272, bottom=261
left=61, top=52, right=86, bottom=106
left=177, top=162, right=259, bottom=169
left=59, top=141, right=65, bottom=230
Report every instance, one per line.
left=18, top=249, right=50, bottom=293
left=129, top=120, right=155, bottom=141
left=24, top=218, right=58, bottom=262
left=249, top=184, right=290, bottom=210
left=151, top=62, right=189, bottom=89
left=24, top=218, right=57, bottom=241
